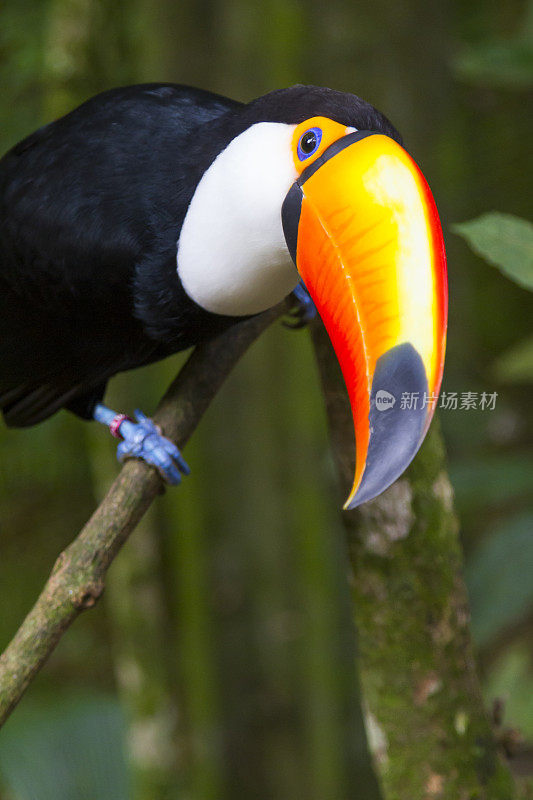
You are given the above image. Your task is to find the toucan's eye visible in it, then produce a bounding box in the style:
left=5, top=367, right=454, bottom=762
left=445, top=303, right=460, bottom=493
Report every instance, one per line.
left=291, top=117, right=353, bottom=172
left=297, top=127, right=322, bottom=161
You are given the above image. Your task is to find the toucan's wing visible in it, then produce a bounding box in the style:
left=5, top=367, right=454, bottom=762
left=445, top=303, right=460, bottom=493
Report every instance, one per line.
left=0, top=84, right=242, bottom=426
left=0, top=83, right=242, bottom=304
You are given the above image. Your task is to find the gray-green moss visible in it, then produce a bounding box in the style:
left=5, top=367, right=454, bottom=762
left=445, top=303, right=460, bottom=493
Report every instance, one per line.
left=311, top=320, right=517, bottom=800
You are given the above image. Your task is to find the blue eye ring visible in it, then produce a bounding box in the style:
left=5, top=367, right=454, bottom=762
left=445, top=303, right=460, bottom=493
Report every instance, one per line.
left=297, top=127, right=322, bottom=161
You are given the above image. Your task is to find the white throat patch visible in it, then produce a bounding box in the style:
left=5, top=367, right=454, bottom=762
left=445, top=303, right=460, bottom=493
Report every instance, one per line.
left=177, top=122, right=300, bottom=316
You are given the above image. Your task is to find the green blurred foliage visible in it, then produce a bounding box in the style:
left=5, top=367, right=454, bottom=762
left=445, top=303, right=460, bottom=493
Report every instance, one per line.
left=453, top=213, right=533, bottom=292
left=0, top=0, right=532, bottom=796
left=453, top=210, right=533, bottom=398
left=452, top=0, right=533, bottom=89
left=451, top=155, right=533, bottom=757
left=466, top=512, right=533, bottom=649
left=493, top=334, right=533, bottom=384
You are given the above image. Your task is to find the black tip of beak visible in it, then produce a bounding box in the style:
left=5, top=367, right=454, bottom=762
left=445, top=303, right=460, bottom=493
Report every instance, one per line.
left=347, top=343, right=428, bottom=508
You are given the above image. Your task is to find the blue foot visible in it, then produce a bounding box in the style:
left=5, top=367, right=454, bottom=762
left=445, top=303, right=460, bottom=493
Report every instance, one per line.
left=93, top=403, right=189, bottom=485
left=117, top=410, right=190, bottom=485
left=285, top=281, right=317, bottom=328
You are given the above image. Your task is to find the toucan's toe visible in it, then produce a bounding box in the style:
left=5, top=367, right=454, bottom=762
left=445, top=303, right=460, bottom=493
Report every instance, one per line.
left=116, top=410, right=189, bottom=485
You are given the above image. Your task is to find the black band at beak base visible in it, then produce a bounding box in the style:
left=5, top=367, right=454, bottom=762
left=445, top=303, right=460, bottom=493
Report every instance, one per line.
left=282, top=132, right=379, bottom=268
left=281, top=182, right=303, bottom=267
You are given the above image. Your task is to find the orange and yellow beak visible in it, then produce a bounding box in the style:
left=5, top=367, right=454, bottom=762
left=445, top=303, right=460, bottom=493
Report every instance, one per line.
left=282, top=131, right=447, bottom=508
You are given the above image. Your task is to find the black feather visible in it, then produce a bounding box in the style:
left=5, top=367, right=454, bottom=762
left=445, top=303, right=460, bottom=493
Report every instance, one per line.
left=0, top=84, right=241, bottom=425
left=0, top=83, right=400, bottom=427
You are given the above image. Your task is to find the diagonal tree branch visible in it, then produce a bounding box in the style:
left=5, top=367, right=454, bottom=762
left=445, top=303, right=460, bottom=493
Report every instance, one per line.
left=0, top=302, right=286, bottom=728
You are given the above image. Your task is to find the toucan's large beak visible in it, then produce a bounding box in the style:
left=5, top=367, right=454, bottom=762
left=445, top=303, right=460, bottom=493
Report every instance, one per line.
left=282, top=131, right=447, bottom=509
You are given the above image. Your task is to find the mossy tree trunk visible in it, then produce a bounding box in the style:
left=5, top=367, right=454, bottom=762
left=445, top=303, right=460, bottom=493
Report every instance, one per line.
left=311, top=320, right=518, bottom=800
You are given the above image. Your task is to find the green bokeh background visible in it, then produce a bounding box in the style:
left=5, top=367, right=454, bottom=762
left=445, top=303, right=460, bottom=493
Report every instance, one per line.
left=0, top=1, right=531, bottom=797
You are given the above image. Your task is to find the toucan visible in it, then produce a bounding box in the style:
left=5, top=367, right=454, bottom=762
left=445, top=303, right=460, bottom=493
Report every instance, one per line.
left=0, top=83, right=447, bottom=508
